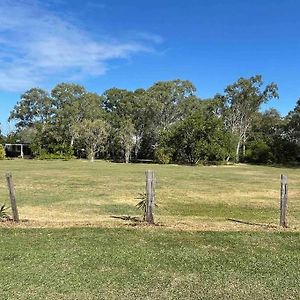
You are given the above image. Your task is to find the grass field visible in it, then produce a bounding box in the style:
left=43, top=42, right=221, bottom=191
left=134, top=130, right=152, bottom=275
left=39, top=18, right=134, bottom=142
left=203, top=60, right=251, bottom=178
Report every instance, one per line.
left=0, top=160, right=299, bottom=299
left=0, top=159, right=299, bottom=229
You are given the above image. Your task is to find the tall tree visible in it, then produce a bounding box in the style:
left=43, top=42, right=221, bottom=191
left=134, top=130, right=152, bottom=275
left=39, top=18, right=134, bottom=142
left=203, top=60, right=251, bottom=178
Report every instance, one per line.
left=216, top=75, right=278, bottom=162
left=9, top=88, right=53, bottom=129
left=72, top=119, right=109, bottom=162
left=102, top=88, right=134, bottom=161
left=147, top=79, right=197, bottom=131
left=51, top=83, right=103, bottom=147
left=102, top=88, right=133, bottom=117
left=130, top=88, right=158, bottom=159
left=117, top=119, right=135, bottom=163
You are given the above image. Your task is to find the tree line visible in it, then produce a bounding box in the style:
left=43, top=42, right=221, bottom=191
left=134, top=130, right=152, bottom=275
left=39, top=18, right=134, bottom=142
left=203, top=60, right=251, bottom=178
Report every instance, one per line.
left=1, top=75, right=299, bottom=164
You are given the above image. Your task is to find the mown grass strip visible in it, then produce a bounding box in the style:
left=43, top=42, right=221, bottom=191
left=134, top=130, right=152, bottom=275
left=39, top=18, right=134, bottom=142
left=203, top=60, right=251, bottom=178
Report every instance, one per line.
left=0, top=228, right=299, bottom=300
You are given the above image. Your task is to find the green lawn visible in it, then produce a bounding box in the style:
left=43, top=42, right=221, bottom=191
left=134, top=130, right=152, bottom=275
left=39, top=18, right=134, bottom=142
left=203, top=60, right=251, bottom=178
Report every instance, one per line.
left=0, top=160, right=299, bottom=299
left=0, top=228, right=299, bottom=300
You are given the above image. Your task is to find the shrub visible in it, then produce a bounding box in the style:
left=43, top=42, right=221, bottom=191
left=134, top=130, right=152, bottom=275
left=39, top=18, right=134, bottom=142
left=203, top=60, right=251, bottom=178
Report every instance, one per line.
left=246, top=140, right=274, bottom=164
left=37, top=151, right=73, bottom=160
left=0, top=204, right=10, bottom=221
left=160, top=109, right=234, bottom=165
left=136, top=192, right=158, bottom=222
left=136, top=192, right=147, bottom=221
left=154, top=147, right=172, bottom=164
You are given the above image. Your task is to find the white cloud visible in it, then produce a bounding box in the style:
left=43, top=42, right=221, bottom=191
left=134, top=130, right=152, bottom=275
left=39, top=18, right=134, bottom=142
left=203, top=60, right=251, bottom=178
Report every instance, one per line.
left=0, top=0, right=162, bottom=92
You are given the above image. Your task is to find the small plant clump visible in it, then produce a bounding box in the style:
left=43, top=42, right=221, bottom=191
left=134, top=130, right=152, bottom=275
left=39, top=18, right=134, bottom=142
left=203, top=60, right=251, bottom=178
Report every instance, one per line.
left=0, top=203, right=11, bottom=221
left=136, top=192, right=158, bottom=222
left=136, top=192, right=147, bottom=221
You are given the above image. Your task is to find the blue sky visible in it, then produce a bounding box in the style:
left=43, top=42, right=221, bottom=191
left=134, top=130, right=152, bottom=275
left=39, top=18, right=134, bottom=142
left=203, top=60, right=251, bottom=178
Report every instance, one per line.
left=1, top=0, right=300, bottom=133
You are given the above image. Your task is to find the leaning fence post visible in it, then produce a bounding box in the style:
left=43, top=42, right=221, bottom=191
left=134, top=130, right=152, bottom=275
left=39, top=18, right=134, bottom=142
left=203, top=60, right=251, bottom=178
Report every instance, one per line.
left=5, top=173, right=20, bottom=222
left=145, top=170, right=155, bottom=224
left=279, top=174, right=288, bottom=228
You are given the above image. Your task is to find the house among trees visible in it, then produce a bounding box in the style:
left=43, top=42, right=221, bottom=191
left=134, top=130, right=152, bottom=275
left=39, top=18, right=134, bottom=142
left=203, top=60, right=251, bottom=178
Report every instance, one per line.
left=4, top=143, right=32, bottom=158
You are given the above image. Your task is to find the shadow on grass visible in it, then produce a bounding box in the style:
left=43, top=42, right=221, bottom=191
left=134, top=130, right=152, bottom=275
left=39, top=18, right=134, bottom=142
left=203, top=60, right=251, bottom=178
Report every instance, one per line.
left=110, top=215, right=142, bottom=222
left=228, top=218, right=278, bottom=228
left=110, top=215, right=164, bottom=227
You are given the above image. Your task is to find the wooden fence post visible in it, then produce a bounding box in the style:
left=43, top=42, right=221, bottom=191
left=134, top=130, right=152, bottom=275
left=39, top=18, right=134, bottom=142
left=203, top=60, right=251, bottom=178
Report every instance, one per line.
left=5, top=173, right=20, bottom=222
left=279, top=174, right=288, bottom=228
left=145, top=170, right=155, bottom=224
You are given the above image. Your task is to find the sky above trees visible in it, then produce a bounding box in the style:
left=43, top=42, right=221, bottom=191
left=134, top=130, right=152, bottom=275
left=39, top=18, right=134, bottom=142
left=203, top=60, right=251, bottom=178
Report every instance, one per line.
left=1, top=0, right=300, bottom=133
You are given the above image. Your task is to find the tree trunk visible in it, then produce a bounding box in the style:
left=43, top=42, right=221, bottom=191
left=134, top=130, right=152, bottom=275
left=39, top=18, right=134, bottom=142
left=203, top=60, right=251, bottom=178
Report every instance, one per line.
left=226, top=156, right=230, bottom=163
left=134, top=145, right=138, bottom=160
left=235, top=139, right=241, bottom=163
left=134, top=133, right=142, bottom=159
left=70, top=136, right=74, bottom=147
left=90, top=146, right=95, bottom=162
left=134, top=134, right=139, bottom=159
left=134, top=143, right=139, bottom=159
left=242, top=133, right=246, bottom=159
left=125, top=149, right=130, bottom=163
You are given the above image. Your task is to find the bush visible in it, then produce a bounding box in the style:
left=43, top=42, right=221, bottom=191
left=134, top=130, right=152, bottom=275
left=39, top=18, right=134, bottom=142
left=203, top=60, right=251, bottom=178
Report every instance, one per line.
left=246, top=140, right=274, bottom=164
left=37, top=150, right=73, bottom=160
left=154, top=147, right=172, bottom=164
left=0, top=145, right=6, bottom=160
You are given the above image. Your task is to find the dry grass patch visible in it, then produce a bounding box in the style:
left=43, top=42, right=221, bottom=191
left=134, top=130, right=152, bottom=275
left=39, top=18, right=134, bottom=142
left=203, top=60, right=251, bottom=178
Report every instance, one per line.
left=0, top=160, right=299, bottom=230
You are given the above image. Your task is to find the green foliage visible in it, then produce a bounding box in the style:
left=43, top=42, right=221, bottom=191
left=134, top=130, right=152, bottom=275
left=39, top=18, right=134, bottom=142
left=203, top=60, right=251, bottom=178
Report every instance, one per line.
left=285, top=99, right=300, bottom=162
left=246, top=140, right=273, bottom=164
left=136, top=192, right=158, bottom=221
left=0, top=144, right=6, bottom=159
left=147, top=79, right=197, bottom=131
left=217, top=75, right=279, bottom=162
left=4, top=77, right=300, bottom=165
left=136, top=192, right=147, bottom=220
left=0, top=203, right=10, bottom=220
left=115, top=119, right=135, bottom=163
left=245, top=109, right=299, bottom=164
left=72, top=119, right=109, bottom=161
left=154, top=147, right=172, bottom=164
left=8, top=88, right=53, bottom=129
left=161, top=109, right=233, bottom=164
left=36, top=151, right=73, bottom=160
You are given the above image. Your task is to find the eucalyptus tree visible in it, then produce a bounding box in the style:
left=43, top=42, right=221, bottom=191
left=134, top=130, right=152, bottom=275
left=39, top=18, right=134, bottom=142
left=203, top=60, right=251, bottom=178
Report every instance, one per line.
left=216, top=75, right=278, bottom=162
left=130, top=88, right=158, bottom=158
left=8, top=88, right=55, bottom=154
left=9, top=88, right=53, bottom=129
left=51, top=83, right=103, bottom=148
left=146, top=79, right=197, bottom=131
left=72, top=119, right=110, bottom=162
left=102, top=88, right=134, bottom=161
left=102, top=88, right=133, bottom=117
left=102, top=88, right=151, bottom=161
left=116, top=118, right=135, bottom=163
